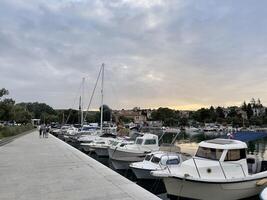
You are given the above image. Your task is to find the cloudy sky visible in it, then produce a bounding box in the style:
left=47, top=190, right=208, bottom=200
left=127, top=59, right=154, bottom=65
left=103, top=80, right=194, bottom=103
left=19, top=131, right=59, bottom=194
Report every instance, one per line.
left=1, top=0, right=267, bottom=110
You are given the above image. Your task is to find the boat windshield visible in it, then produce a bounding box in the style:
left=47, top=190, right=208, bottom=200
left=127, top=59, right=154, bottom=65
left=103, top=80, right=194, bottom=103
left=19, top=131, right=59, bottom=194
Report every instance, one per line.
left=144, top=139, right=156, bottom=145
left=135, top=138, right=143, bottom=145
left=195, top=147, right=223, bottom=160
left=166, top=158, right=180, bottom=165
left=151, top=156, right=161, bottom=164
left=82, top=127, right=96, bottom=131
left=144, top=154, right=152, bottom=161
left=225, top=149, right=246, bottom=161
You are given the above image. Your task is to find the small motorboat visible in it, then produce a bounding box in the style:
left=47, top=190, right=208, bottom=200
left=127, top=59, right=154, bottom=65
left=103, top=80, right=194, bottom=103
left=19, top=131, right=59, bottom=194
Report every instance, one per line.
left=130, top=151, right=191, bottom=180
left=260, top=187, right=267, bottom=200
left=109, top=133, right=159, bottom=170
left=152, top=138, right=267, bottom=200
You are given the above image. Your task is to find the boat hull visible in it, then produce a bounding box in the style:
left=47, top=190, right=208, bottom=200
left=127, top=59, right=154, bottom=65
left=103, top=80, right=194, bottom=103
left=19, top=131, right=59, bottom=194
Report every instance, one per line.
left=80, top=144, right=95, bottom=153
left=130, top=167, right=155, bottom=179
left=94, top=147, right=109, bottom=157
left=110, top=159, right=132, bottom=170
left=108, top=149, right=147, bottom=170
left=163, top=176, right=266, bottom=200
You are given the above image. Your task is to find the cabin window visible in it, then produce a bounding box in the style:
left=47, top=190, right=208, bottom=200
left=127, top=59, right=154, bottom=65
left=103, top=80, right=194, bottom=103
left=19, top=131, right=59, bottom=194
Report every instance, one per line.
left=136, top=139, right=143, bottom=145
left=225, top=149, right=246, bottom=161
left=144, top=139, right=156, bottom=145
left=195, top=147, right=223, bottom=160
left=144, top=154, right=152, bottom=161
left=166, top=158, right=180, bottom=165
left=151, top=156, right=161, bottom=164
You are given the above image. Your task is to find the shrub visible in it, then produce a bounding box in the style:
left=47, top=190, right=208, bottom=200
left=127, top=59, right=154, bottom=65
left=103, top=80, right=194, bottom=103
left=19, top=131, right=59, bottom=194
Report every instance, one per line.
left=0, top=124, right=34, bottom=139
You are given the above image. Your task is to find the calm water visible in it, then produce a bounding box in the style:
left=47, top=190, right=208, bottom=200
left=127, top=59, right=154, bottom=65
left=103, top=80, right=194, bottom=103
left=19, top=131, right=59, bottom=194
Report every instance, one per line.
left=73, top=131, right=267, bottom=200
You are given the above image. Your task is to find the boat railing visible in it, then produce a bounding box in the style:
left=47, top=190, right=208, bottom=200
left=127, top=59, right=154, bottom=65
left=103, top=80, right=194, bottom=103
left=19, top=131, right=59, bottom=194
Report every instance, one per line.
left=191, top=157, right=246, bottom=179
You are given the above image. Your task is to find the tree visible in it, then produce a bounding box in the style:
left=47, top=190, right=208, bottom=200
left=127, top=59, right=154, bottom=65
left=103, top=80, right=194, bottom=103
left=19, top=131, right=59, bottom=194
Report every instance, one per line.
left=0, top=98, right=15, bottom=121
left=151, top=107, right=180, bottom=126
left=0, top=88, right=9, bottom=99
left=246, top=103, right=254, bottom=119
left=11, top=105, right=32, bottom=124
left=99, top=104, right=112, bottom=122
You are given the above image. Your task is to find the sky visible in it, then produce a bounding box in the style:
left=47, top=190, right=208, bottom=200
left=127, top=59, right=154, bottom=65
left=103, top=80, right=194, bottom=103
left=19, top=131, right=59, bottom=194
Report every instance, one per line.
left=1, top=0, right=267, bottom=110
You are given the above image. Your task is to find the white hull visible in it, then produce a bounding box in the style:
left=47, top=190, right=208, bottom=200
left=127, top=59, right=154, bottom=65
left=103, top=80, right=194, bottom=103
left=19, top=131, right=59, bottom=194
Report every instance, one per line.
left=108, top=148, right=147, bottom=162
left=94, top=147, right=109, bottom=157
left=110, top=159, right=132, bottom=170
left=109, top=150, right=146, bottom=170
left=131, top=167, right=155, bottom=179
left=163, top=177, right=265, bottom=200
left=80, top=144, right=95, bottom=153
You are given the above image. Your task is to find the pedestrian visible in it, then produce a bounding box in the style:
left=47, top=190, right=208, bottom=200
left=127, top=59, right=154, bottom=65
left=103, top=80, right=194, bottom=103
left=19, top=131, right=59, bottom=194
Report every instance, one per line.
left=38, top=125, right=42, bottom=138
left=40, top=124, right=45, bottom=138
left=45, top=125, right=50, bottom=138
left=43, top=124, right=47, bottom=138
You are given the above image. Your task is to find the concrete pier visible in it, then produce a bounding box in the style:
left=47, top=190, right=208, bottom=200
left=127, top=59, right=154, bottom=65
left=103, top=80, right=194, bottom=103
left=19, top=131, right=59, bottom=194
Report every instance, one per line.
left=0, top=131, right=160, bottom=200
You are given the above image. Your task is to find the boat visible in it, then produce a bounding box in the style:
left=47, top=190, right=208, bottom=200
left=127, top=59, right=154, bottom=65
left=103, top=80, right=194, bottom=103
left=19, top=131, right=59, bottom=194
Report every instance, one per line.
left=129, top=151, right=191, bottom=180
left=63, top=126, right=79, bottom=142
left=260, top=187, right=267, bottom=200
left=109, top=133, right=160, bottom=170
left=82, top=133, right=117, bottom=156
left=151, top=138, right=267, bottom=200
left=185, top=126, right=200, bottom=135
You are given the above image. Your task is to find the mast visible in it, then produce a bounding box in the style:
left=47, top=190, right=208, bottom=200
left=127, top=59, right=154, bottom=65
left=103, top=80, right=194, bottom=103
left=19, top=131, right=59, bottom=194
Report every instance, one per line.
left=100, top=63, right=104, bottom=134
left=81, top=77, right=85, bottom=126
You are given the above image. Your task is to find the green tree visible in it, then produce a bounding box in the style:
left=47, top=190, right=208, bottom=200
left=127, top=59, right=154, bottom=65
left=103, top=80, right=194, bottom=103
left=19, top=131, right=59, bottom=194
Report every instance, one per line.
left=11, top=105, right=32, bottom=124
left=0, top=88, right=9, bottom=99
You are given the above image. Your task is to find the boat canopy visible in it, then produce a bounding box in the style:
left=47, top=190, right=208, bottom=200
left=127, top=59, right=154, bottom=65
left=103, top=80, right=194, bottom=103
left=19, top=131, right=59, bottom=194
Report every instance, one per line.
left=199, top=138, right=247, bottom=150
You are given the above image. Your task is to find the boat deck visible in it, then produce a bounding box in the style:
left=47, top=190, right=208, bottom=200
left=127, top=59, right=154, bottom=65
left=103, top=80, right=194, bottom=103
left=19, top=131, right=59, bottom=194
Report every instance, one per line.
left=0, top=131, right=160, bottom=200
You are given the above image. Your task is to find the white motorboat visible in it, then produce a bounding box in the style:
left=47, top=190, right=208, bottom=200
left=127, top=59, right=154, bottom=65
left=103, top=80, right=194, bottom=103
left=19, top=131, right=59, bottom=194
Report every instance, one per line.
left=79, top=133, right=116, bottom=153
left=63, top=126, right=79, bottom=142
left=130, top=151, right=191, bottom=180
left=85, top=136, right=117, bottom=157
left=185, top=126, right=200, bottom=135
left=109, top=133, right=160, bottom=170
left=260, top=187, right=267, bottom=200
left=152, top=138, right=267, bottom=200
left=78, top=131, right=102, bottom=152
left=57, top=125, right=71, bottom=140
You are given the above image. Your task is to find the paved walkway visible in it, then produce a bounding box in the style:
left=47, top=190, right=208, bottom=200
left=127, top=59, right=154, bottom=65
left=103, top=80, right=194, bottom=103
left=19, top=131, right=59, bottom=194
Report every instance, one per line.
left=0, top=131, right=160, bottom=200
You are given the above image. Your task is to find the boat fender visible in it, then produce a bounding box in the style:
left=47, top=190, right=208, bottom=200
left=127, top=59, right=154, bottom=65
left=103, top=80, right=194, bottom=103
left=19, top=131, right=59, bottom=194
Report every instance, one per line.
left=257, top=179, right=267, bottom=186
left=184, top=173, right=190, bottom=178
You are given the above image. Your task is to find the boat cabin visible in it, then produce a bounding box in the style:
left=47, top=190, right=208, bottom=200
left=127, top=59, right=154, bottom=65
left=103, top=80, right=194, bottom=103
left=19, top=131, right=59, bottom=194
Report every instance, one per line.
left=144, top=152, right=187, bottom=166
left=189, top=138, right=267, bottom=179
left=134, top=134, right=158, bottom=147
left=196, top=139, right=247, bottom=162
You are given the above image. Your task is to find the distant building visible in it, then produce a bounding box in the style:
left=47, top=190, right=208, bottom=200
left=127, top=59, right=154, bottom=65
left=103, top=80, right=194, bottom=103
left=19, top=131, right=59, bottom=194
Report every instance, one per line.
left=113, top=108, right=148, bottom=124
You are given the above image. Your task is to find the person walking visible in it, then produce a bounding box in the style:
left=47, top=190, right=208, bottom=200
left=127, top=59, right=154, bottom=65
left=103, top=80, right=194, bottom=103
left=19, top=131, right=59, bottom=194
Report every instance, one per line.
left=42, top=124, right=47, bottom=138
left=45, top=125, right=50, bottom=138
left=39, top=124, right=45, bottom=138
left=38, top=125, right=42, bottom=138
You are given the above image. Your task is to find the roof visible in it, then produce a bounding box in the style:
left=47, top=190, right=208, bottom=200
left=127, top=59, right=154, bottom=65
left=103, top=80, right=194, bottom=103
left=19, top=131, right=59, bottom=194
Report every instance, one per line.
left=199, top=138, right=247, bottom=150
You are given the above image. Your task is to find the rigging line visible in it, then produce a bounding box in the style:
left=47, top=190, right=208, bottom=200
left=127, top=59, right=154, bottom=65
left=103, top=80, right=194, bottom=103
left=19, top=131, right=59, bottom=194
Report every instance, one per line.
left=64, top=78, right=83, bottom=124
left=83, top=65, right=103, bottom=122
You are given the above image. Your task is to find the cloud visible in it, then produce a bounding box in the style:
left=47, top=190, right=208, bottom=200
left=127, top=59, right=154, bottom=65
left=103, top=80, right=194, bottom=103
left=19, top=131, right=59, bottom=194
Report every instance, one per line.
left=1, top=0, right=267, bottom=110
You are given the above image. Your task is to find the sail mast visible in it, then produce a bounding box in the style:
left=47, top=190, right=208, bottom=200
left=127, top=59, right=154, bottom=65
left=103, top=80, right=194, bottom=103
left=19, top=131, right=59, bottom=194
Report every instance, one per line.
left=81, top=77, right=85, bottom=125
left=100, top=63, right=104, bottom=134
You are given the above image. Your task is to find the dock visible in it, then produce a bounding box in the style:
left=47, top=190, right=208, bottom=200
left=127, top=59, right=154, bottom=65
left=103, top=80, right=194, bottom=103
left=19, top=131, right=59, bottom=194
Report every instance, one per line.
left=0, top=131, right=160, bottom=200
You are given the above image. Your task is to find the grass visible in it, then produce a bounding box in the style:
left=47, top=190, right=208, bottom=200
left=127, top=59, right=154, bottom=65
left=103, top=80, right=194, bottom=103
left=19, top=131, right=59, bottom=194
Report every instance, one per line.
left=0, top=124, right=34, bottom=139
